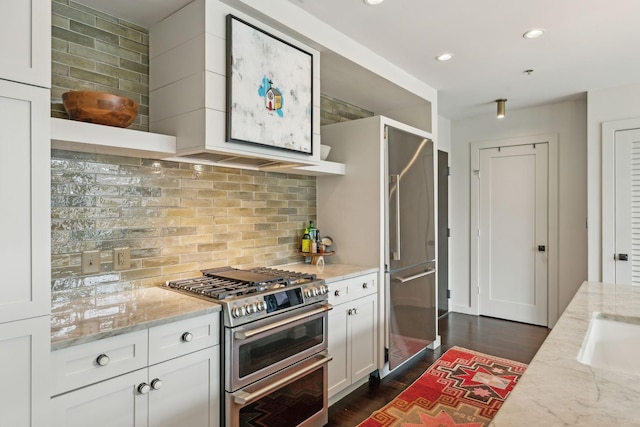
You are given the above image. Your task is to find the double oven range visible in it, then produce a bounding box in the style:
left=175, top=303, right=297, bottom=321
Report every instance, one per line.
left=167, top=266, right=331, bottom=427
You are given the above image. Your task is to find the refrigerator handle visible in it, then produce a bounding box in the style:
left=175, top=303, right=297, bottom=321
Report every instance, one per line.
left=391, top=174, right=401, bottom=261
left=393, top=268, right=435, bottom=283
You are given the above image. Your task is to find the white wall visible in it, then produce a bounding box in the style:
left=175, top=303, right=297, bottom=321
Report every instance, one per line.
left=450, top=99, right=588, bottom=321
left=587, top=83, right=640, bottom=282
left=438, top=115, right=451, bottom=153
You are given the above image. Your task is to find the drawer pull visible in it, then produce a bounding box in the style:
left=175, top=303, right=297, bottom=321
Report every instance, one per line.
left=362, top=282, right=369, bottom=289
left=137, top=383, right=150, bottom=395
left=96, top=354, right=110, bottom=366
left=334, top=290, right=341, bottom=297
left=151, top=378, right=163, bottom=390
left=181, top=332, right=193, bottom=342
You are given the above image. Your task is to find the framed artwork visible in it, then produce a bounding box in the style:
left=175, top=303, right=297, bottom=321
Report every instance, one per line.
left=226, top=15, right=313, bottom=154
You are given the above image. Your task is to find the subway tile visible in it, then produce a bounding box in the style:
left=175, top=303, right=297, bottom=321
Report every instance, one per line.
left=70, top=20, right=119, bottom=45
left=118, top=57, right=148, bottom=75
left=96, top=18, right=143, bottom=42
left=70, top=67, right=118, bottom=87
left=94, top=40, right=141, bottom=63
left=119, top=37, right=148, bottom=54
left=52, top=25, right=95, bottom=48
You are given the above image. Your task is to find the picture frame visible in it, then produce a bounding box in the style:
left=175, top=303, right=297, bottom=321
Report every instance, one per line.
left=226, top=15, right=314, bottom=155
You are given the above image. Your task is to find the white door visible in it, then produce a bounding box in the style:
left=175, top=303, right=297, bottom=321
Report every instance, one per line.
left=613, top=129, right=640, bottom=284
left=478, top=144, right=548, bottom=326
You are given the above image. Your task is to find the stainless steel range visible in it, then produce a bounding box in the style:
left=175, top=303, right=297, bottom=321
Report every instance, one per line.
left=166, top=266, right=331, bottom=427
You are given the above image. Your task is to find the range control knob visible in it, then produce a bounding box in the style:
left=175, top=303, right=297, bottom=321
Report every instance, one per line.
left=257, top=301, right=267, bottom=311
left=246, top=303, right=257, bottom=314
left=232, top=305, right=247, bottom=318
left=304, top=288, right=313, bottom=298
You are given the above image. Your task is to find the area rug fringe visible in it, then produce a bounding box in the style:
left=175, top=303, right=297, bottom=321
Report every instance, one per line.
left=357, top=346, right=527, bottom=427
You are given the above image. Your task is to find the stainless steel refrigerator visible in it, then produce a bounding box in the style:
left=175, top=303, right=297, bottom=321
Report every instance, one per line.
left=386, top=126, right=437, bottom=370
left=317, top=115, right=438, bottom=374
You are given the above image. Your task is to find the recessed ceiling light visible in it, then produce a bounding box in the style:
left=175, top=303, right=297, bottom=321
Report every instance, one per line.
left=523, top=28, right=545, bottom=39
left=363, top=0, right=384, bottom=4
left=435, top=52, right=453, bottom=61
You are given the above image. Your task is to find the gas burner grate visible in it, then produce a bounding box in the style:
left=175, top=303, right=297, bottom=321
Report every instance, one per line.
left=166, top=266, right=317, bottom=300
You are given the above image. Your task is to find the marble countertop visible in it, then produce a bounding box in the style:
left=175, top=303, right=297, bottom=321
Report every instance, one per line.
left=51, top=286, right=221, bottom=351
left=281, top=262, right=378, bottom=283
left=490, top=281, right=640, bottom=427
left=50, top=263, right=376, bottom=351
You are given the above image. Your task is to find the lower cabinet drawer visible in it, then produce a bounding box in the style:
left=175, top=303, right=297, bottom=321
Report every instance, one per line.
left=148, top=314, right=219, bottom=365
left=51, top=329, right=148, bottom=396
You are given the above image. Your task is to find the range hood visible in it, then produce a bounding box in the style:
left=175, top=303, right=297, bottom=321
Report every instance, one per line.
left=148, top=0, right=327, bottom=173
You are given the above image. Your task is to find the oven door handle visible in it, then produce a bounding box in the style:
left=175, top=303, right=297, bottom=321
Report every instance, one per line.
left=234, top=304, right=332, bottom=340
left=232, top=353, right=333, bottom=405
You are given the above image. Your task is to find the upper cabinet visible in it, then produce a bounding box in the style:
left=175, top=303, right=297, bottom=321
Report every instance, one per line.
left=0, top=0, right=51, bottom=88
left=0, top=80, right=51, bottom=322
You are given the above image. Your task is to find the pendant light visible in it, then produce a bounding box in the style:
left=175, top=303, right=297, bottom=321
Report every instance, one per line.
left=496, top=99, right=507, bottom=119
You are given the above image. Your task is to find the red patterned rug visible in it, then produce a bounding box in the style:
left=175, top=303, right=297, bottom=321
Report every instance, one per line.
left=357, top=346, right=527, bottom=427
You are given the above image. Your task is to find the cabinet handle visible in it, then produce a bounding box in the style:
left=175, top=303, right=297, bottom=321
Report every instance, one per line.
left=150, top=378, right=163, bottom=390
left=96, top=354, right=110, bottom=366
left=137, top=383, right=151, bottom=394
left=348, top=308, right=358, bottom=316
left=181, top=332, right=193, bottom=342
left=334, top=290, right=341, bottom=297
left=362, top=282, right=369, bottom=289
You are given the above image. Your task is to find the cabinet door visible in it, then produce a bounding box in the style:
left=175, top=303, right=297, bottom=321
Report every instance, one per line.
left=0, top=0, right=50, bottom=87
left=327, top=304, right=349, bottom=397
left=148, top=347, right=220, bottom=427
left=51, top=370, right=148, bottom=427
left=0, top=80, right=50, bottom=323
left=0, top=316, right=50, bottom=427
left=349, top=294, right=377, bottom=383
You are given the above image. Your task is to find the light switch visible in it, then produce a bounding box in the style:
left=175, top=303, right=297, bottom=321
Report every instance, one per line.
left=82, top=250, right=101, bottom=274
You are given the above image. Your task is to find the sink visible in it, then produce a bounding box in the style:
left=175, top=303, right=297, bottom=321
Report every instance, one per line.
left=577, top=312, right=640, bottom=374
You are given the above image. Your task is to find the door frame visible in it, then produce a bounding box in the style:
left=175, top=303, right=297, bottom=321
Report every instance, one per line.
left=470, top=134, right=559, bottom=327
left=602, top=118, right=640, bottom=283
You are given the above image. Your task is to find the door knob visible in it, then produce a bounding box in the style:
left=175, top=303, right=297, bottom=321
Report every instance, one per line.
left=537, top=245, right=546, bottom=252
left=617, top=253, right=629, bottom=261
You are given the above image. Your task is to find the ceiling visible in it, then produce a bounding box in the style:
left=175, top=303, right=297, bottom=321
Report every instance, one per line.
left=77, top=0, right=640, bottom=120
left=288, top=0, right=640, bottom=120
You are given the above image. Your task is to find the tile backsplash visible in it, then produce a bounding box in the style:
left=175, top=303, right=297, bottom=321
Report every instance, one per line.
left=51, top=150, right=316, bottom=303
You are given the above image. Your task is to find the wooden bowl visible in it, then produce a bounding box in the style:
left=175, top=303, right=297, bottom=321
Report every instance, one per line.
left=62, top=91, right=139, bottom=128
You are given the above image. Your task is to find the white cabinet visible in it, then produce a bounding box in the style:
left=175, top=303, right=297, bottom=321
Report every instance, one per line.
left=52, top=348, right=219, bottom=427
left=0, top=79, right=50, bottom=323
left=0, top=317, right=50, bottom=427
left=52, top=313, right=220, bottom=427
left=327, top=273, right=377, bottom=401
left=0, top=75, right=50, bottom=427
left=0, top=0, right=50, bottom=87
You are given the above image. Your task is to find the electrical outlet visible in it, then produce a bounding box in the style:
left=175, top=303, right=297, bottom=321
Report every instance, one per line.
left=113, top=247, right=130, bottom=271
left=82, top=250, right=101, bottom=274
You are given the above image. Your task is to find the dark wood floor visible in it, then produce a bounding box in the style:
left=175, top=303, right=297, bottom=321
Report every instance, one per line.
left=326, top=312, right=550, bottom=427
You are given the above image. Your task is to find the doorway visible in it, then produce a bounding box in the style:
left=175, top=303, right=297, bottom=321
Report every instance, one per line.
left=477, top=144, right=548, bottom=326
left=602, top=119, right=640, bottom=284
left=470, top=134, right=559, bottom=327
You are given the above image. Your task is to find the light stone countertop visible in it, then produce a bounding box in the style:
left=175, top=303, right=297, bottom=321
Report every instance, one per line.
left=50, top=264, right=376, bottom=351
left=490, top=281, right=640, bottom=427
left=281, top=262, right=379, bottom=283
left=51, top=286, right=221, bottom=351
